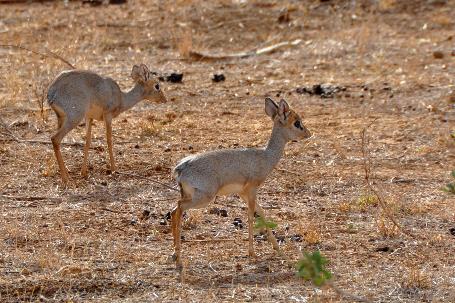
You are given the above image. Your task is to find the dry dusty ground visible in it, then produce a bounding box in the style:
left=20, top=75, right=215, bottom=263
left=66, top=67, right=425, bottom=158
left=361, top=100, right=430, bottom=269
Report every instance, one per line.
left=0, top=0, right=454, bottom=302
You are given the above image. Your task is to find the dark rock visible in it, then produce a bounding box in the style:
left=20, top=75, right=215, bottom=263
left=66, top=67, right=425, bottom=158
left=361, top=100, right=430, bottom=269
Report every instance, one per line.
left=82, top=0, right=103, bottom=6
left=109, top=0, right=127, bottom=4
left=276, top=235, right=285, bottom=244
left=209, top=207, right=228, bottom=217
left=233, top=217, right=243, bottom=229
left=290, top=234, right=303, bottom=242
left=212, top=74, right=225, bottom=82
left=375, top=246, right=390, bottom=252
left=134, top=144, right=140, bottom=149
left=164, top=211, right=171, bottom=221
left=167, top=73, right=183, bottom=83
left=296, top=84, right=345, bottom=98
left=140, top=210, right=150, bottom=221
left=278, top=8, right=290, bottom=23
left=433, top=51, right=444, bottom=59
left=449, top=228, right=455, bottom=236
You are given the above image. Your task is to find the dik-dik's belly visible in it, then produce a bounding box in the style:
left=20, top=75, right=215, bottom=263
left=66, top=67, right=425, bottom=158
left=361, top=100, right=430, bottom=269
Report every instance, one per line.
left=217, top=183, right=245, bottom=196
left=86, top=104, right=105, bottom=121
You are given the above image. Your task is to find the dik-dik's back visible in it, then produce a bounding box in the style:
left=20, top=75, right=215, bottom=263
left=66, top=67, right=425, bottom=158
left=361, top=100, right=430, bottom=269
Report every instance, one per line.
left=47, top=70, right=122, bottom=120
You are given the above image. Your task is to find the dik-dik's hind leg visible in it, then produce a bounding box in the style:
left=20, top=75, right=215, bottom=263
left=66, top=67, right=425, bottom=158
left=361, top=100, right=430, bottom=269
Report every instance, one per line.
left=171, top=189, right=214, bottom=270
left=51, top=112, right=79, bottom=184
left=81, top=118, right=93, bottom=178
left=171, top=203, right=184, bottom=269
left=104, top=114, right=115, bottom=173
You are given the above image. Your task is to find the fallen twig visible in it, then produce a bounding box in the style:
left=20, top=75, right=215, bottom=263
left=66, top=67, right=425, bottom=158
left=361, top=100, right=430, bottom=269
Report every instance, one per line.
left=189, top=39, right=302, bottom=61
left=0, top=44, right=75, bottom=69
left=0, top=194, right=62, bottom=202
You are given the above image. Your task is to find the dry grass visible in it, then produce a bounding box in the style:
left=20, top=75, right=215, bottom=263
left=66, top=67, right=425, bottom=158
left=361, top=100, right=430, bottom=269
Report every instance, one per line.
left=0, top=0, right=454, bottom=302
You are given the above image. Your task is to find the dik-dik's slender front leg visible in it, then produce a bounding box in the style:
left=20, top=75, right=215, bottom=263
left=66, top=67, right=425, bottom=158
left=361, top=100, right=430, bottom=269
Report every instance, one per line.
left=81, top=118, right=93, bottom=177
left=240, top=185, right=258, bottom=257
left=254, top=202, right=280, bottom=252
left=104, top=114, right=116, bottom=173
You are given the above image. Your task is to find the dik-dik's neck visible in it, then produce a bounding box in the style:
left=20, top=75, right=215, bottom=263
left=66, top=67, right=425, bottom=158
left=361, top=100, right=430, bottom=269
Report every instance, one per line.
left=119, top=83, right=145, bottom=113
left=265, top=124, right=288, bottom=169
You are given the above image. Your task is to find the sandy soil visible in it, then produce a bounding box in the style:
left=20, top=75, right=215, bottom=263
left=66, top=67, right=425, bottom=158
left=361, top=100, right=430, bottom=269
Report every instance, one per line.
left=0, top=0, right=454, bottom=302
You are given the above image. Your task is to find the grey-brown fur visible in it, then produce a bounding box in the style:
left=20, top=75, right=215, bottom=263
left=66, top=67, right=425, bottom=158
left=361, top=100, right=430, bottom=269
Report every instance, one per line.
left=171, top=97, right=312, bottom=269
left=47, top=64, right=167, bottom=184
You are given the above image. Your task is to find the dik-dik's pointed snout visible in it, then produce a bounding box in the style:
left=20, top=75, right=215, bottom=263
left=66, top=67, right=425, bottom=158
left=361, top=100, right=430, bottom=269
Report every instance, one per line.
left=302, top=127, right=312, bottom=139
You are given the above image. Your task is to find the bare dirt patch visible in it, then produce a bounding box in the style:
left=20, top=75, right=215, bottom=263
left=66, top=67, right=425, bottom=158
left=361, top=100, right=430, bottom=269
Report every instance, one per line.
left=0, top=0, right=454, bottom=302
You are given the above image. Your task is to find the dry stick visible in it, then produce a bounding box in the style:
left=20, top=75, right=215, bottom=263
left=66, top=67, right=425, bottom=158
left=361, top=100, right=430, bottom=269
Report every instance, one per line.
left=361, top=119, right=415, bottom=238
left=0, top=194, right=62, bottom=202
left=114, top=171, right=179, bottom=192
left=188, top=39, right=302, bottom=60
left=0, top=44, right=75, bottom=69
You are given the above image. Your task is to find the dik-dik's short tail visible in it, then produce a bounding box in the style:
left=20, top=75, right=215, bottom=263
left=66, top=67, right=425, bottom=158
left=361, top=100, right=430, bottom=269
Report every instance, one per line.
left=172, top=156, right=193, bottom=182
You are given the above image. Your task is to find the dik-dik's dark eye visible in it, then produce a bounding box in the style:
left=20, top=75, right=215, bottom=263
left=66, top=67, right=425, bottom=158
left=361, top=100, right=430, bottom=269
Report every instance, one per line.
left=294, top=120, right=302, bottom=129
left=154, top=83, right=160, bottom=91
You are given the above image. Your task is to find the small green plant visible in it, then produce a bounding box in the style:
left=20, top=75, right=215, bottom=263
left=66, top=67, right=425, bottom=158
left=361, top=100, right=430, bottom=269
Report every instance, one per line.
left=442, top=170, right=455, bottom=194
left=296, top=251, right=332, bottom=286
left=254, top=216, right=277, bottom=230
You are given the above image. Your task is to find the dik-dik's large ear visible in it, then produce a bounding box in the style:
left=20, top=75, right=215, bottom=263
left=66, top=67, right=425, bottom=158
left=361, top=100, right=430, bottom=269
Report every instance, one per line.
left=131, top=64, right=150, bottom=83
left=277, top=99, right=290, bottom=123
left=265, top=97, right=278, bottom=119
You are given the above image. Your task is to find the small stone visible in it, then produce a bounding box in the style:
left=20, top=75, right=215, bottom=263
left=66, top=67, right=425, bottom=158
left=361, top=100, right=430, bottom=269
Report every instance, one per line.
left=212, top=74, right=225, bottom=82
left=233, top=218, right=243, bottom=229
left=433, top=51, right=444, bottom=59
left=164, top=211, right=172, bottom=221
left=134, top=144, right=140, bottom=149
left=290, top=234, right=303, bottom=242
left=449, top=228, right=455, bottom=236
left=375, top=246, right=390, bottom=252
left=167, top=73, right=183, bottom=83
left=109, top=0, right=127, bottom=4
left=140, top=210, right=150, bottom=221
left=278, top=8, right=290, bottom=23
left=276, top=236, right=285, bottom=244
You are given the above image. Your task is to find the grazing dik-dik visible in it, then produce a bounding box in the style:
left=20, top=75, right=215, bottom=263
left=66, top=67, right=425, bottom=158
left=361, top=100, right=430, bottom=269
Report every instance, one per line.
left=171, top=97, right=312, bottom=269
left=47, top=64, right=167, bottom=183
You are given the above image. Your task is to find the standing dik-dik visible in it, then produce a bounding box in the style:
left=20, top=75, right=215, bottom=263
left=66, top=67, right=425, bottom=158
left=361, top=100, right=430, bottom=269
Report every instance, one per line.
left=171, top=97, right=311, bottom=269
left=47, top=64, right=167, bottom=183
